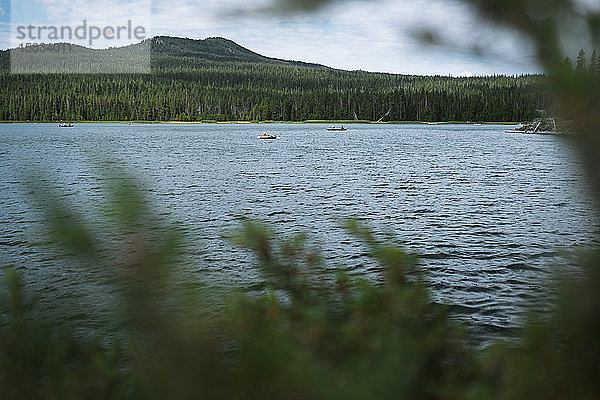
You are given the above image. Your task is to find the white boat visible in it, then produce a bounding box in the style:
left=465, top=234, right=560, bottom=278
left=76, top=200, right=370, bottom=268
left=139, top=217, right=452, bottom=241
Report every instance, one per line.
left=258, top=133, right=278, bottom=139
left=326, top=125, right=347, bottom=131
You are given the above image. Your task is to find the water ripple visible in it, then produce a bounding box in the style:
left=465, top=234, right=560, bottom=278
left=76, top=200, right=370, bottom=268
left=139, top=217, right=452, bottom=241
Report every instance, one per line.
left=0, top=123, right=597, bottom=340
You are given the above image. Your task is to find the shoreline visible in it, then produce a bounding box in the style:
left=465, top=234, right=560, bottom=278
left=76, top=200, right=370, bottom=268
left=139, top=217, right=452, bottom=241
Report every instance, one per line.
left=0, top=120, right=520, bottom=125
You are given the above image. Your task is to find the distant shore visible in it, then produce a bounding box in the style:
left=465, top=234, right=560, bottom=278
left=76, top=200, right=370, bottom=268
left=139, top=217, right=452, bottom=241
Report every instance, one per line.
left=0, top=120, right=520, bottom=125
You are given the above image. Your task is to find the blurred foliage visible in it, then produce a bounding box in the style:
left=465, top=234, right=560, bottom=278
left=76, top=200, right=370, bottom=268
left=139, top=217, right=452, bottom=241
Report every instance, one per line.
left=2, top=0, right=600, bottom=399
left=0, top=269, right=132, bottom=399
left=1, top=176, right=480, bottom=399
left=463, top=0, right=600, bottom=196
left=1, top=168, right=599, bottom=399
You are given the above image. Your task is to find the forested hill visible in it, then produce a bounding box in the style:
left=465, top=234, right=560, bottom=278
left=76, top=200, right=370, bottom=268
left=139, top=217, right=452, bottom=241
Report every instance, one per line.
left=151, top=36, right=327, bottom=68
left=0, top=36, right=553, bottom=122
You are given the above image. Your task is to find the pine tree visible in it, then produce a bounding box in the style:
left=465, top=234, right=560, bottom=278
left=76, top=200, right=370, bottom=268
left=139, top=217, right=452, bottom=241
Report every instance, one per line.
left=562, top=56, right=573, bottom=72
left=589, top=49, right=598, bottom=76
left=575, top=48, right=587, bottom=73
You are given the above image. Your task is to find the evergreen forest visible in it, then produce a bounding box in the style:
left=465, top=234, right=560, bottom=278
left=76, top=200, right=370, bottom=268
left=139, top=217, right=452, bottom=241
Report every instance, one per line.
left=0, top=36, right=554, bottom=122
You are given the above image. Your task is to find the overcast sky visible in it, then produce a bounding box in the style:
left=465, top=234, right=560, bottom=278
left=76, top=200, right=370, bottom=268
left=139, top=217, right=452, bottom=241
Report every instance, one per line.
left=0, top=0, right=542, bottom=76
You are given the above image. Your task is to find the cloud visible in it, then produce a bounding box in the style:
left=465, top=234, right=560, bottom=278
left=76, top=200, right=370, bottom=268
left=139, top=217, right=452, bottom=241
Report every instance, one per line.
left=4, top=0, right=541, bottom=75
left=9, top=0, right=151, bottom=48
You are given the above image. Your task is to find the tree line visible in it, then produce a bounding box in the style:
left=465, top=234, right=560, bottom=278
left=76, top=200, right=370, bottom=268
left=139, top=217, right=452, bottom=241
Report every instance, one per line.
left=565, top=48, right=600, bottom=76
left=0, top=39, right=554, bottom=122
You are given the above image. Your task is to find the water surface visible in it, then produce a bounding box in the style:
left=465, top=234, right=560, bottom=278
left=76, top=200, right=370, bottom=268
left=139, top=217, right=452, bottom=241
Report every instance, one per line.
left=0, top=123, right=597, bottom=341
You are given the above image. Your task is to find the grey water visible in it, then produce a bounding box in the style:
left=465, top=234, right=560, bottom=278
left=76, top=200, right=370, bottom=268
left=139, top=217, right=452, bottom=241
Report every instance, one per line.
left=0, top=123, right=598, bottom=342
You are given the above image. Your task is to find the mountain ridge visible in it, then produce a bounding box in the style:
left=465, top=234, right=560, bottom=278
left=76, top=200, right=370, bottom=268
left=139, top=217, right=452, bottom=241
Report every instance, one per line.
left=150, top=36, right=330, bottom=69
left=0, top=35, right=333, bottom=72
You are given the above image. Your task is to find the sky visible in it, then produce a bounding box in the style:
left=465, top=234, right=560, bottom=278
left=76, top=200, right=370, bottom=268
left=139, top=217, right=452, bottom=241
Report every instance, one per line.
left=0, top=0, right=543, bottom=76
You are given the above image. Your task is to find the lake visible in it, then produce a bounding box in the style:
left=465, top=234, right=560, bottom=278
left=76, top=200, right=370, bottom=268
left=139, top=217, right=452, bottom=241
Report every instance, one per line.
left=0, top=123, right=598, bottom=342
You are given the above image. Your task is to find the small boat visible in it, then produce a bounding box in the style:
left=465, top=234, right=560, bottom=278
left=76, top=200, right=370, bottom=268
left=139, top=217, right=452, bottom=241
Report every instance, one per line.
left=326, top=125, right=347, bottom=131
left=258, top=133, right=277, bottom=139
left=59, top=123, right=74, bottom=127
